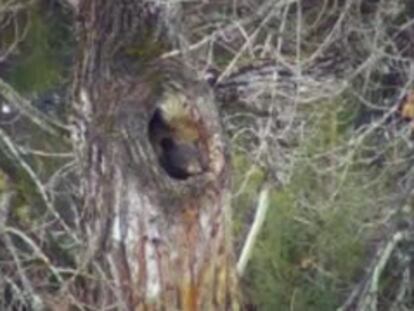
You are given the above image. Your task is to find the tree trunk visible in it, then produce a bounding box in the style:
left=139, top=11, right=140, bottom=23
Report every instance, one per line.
left=71, top=1, right=238, bottom=309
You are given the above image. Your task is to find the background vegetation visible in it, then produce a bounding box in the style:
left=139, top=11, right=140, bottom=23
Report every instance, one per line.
left=1, top=0, right=414, bottom=310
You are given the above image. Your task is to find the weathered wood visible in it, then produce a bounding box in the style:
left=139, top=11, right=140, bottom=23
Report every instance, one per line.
left=71, top=0, right=238, bottom=309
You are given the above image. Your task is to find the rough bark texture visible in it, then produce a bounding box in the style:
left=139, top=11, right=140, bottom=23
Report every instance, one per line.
left=71, top=0, right=238, bottom=309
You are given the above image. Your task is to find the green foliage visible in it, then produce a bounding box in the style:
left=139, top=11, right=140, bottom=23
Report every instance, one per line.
left=243, top=170, right=377, bottom=310
left=0, top=1, right=73, bottom=228
left=5, top=3, right=73, bottom=94
left=234, top=100, right=389, bottom=310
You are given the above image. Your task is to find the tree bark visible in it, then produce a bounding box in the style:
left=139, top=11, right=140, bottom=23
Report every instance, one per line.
left=71, top=1, right=238, bottom=309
